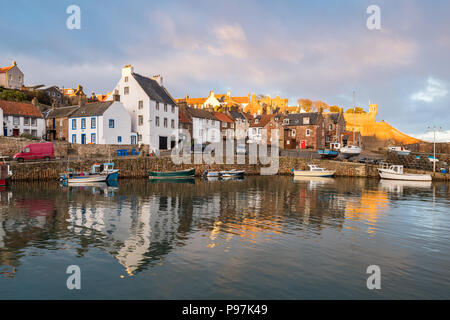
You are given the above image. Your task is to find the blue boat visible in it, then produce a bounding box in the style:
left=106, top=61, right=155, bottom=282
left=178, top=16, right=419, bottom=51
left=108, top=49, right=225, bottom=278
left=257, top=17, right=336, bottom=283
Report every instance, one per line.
left=318, top=149, right=339, bottom=159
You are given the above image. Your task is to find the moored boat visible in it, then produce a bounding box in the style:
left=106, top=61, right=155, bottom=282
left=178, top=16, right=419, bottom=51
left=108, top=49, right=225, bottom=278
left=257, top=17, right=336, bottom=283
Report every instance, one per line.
left=0, top=157, right=12, bottom=187
left=60, top=162, right=119, bottom=184
left=293, top=164, right=335, bottom=177
left=377, top=163, right=431, bottom=181
left=388, top=146, right=411, bottom=156
left=318, top=149, right=339, bottom=159
left=219, top=169, right=245, bottom=178
left=340, top=145, right=362, bottom=158
left=148, top=168, right=195, bottom=179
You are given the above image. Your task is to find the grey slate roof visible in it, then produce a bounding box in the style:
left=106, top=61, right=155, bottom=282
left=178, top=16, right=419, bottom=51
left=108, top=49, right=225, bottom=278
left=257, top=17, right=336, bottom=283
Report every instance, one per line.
left=132, top=73, right=176, bottom=105
left=69, top=101, right=113, bottom=117
left=325, top=112, right=340, bottom=124
left=283, top=112, right=320, bottom=126
left=45, top=106, right=79, bottom=119
left=229, top=111, right=246, bottom=120
left=184, top=106, right=218, bottom=120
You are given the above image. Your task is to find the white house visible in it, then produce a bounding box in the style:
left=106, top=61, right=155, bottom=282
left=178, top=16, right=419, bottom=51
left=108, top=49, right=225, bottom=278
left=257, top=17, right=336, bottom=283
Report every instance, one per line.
left=0, top=100, right=45, bottom=138
left=68, top=101, right=137, bottom=145
left=183, top=106, right=221, bottom=143
left=0, top=107, right=3, bottom=136
left=0, top=61, right=24, bottom=89
left=109, top=65, right=178, bottom=151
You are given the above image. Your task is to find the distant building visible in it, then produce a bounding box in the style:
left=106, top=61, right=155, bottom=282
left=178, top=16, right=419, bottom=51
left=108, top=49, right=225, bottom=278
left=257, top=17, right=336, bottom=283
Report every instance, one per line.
left=182, top=106, right=220, bottom=144
left=0, top=100, right=45, bottom=138
left=175, top=91, right=250, bottom=110
left=214, top=112, right=235, bottom=140
left=68, top=101, right=137, bottom=145
left=226, top=110, right=249, bottom=139
left=37, top=85, right=66, bottom=106
left=109, top=65, right=178, bottom=151
left=0, top=107, right=3, bottom=136
left=245, top=94, right=289, bottom=115
left=248, top=114, right=283, bottom=145
left=0, top=61, right=24, bottom=89
left=323, top=112, right=346, bottom=147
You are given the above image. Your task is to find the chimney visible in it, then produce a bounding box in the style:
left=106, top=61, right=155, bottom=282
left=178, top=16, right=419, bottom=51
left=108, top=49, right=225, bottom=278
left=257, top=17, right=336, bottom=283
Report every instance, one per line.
left=151, top=74, right=163, bottom=86
left=122, top=64, right=134, bottom=77
left=12, top=60, right=17, bottom=67
left=78, top=95, right=84, bottom=108
left=31, top=97, right=38, bottom=106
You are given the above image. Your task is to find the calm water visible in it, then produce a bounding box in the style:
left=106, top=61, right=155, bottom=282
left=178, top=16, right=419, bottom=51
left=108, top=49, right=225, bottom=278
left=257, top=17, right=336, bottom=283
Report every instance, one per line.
left=0, top=176, right=449, bottom=299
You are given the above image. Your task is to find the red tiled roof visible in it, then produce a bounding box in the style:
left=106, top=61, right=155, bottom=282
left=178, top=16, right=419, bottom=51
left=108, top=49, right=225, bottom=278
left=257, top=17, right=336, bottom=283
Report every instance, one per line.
left=178, top=110, right=192, bottom=124
left=250, top=114, right=274, bottom=127
left=213, top=112, right=234, bottom=123
left=0, top=66, right=14, bottom=73
left=0, top=100, right=43, bottom=118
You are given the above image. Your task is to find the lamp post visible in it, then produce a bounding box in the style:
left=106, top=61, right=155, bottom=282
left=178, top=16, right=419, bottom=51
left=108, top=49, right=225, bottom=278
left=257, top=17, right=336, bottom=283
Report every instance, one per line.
left=426, top=126, right=442, bottom=173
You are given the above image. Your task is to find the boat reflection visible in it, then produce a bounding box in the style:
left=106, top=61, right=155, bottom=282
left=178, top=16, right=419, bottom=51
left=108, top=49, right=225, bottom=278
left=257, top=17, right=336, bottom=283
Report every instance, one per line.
left=379, top=179, right=432, bottom=194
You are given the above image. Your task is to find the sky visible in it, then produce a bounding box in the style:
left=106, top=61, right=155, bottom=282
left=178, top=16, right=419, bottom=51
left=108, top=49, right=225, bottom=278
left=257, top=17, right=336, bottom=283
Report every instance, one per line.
left=1, top=0, right=449, bottom=141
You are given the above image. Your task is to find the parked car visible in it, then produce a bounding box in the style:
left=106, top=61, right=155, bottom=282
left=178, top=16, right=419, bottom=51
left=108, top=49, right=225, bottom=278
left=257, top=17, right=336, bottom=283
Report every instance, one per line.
left=13, top=142, right=55, bottom=162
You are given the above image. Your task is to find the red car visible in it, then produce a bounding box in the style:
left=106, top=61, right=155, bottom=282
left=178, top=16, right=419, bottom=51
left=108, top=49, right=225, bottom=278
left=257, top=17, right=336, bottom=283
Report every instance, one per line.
left=13, top=142, right=55, bottom=162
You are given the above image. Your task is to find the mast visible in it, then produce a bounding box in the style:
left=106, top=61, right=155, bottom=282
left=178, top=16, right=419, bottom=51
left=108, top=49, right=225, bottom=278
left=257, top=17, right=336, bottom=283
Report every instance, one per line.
left=352, top=91, right=356, bottom=146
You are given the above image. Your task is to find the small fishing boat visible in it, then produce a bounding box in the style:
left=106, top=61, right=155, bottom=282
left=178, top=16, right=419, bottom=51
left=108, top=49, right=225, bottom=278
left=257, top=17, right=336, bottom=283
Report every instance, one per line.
left=60, top=163, right=119, bottom=184
left=388, top=146, right=411, bottom=156
left=219, top=169, right=245, bottom=178
left=340, top=145, right=362, bottom=158
left=148, top=168, right=195, bottom=179
left=0, top=156, right=12, bottom=187
left=293, top=164, right=335, bottom=177
left=377, top=163, right=431, bottom=181
left=318, top=149, right=339, bottom=159
left=203, top=170, right=220, bottom=178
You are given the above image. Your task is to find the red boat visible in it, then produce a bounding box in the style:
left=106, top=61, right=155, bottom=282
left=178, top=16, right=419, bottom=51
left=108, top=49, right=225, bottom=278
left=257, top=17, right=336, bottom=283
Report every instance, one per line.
left=0, top=157, right=12, bottom=186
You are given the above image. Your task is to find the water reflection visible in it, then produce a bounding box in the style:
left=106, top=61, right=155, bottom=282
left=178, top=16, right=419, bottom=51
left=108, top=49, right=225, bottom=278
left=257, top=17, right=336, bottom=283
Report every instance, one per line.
left=0, top=177, right=449, bottom=298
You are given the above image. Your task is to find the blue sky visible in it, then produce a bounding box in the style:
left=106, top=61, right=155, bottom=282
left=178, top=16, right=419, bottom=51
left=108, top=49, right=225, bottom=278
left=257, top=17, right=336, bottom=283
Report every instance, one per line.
left=1, top=0, right=449, bottom=140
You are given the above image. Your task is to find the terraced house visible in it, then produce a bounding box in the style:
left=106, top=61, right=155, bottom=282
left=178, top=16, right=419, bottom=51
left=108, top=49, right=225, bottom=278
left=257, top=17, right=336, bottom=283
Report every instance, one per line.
left=68, top=101, right=136, bottom=145
left=0, top=100, right=45, bottom=137
left=109, top=65, right=178, bottom=151
left=282, top=113, right=325, bottom=150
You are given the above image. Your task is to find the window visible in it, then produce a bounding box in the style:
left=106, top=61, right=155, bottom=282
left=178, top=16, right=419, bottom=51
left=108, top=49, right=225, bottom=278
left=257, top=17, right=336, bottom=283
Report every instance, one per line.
left=13, top=117, right=19, bottom=125
left=164, top=104, right=167, bottom=112
left=329, top=124, right=333, bottom=131
left=254, top=118, right=259, bottom=124
left=24, top=129, right=30, bottom=134
left=31, top=118, right=37, bottom=127
left=306, top=129, right=311, bottom=136
left=109, top=119, right=115, bottom=128
left=171, top=119, right=175, bottom=128
left=292, top=130, right=296, bottom=137
left=24, top=117, right=30, bottom=125
left=138, top=100, right=143, bottom=109
left=283, top=118, right=289, bottom=125
left=72, top=119, right=76, bottom=130
left=138, top=134, right=142, bottom=142
left=138, top=115, right=143, bottom=126
left=59, top=119, right=63, bottom=126
left=164, top=118, right=168, bottom=128
left=231, top=123, right=234, bottom=128
left=23, top=147, right=30, bottom=153
left=222, top=122, right=227, bottom=128
left=303, top=117, right=310, bottom=124
left=156, top=102, right=159, bottom=110
left=81, top=118, right=86, bottom=129
left=172, top=105, right=175, bottom=113
left=124, top=76, right=129, bottom=82
left=155, top=116, right=160, bottom=126
left=91, top=117, right=96, bottom=129
left=72, top=134, right=76, bottom=143
left=117, top=136, right=122, bottom=143
left=326, top=135, right=330, bottom=142
left=91, top=133, right=96, bottom=144
left=52, top=92, right=55, bottom=97
left=124, top=87, right=129, bottom=95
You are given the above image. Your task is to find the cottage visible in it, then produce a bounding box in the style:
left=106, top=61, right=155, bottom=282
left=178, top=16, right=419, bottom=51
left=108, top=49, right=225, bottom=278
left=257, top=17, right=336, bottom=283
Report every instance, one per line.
left=44, top=105, right=79, bottom=141
left=0, top=61, right=24, bottom=89
left=214, top=112, right=235, bottom=140
left=37, top=86, right=66, bottom=106
left=178, top=105, right=193, bottom=142
left=282, top=113, right=325, bottom=150
left=226, top=110, right=249, bottom=139
left=323, top=112, right=346, bottom=147
left=68, top=101, right=136, bottom=145
left=0, top=100, right=45, bottom=138
left=248, top=114, right=283, bottom=145
left=183, top=106, right=220, bottom=144
left=109, top=65, right=178, bottom=151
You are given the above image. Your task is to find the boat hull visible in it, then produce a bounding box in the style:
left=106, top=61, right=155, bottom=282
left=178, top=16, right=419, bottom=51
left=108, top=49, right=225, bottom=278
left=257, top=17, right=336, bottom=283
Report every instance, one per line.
left=219, top=170, right=245, bottom=178
left=377, top=169, right=432, bottom=181
left=149, top=168, right=196, bottom=179
left=64, top=174, right=109, bottom=183
left=293, top=170, right=335, bottom=177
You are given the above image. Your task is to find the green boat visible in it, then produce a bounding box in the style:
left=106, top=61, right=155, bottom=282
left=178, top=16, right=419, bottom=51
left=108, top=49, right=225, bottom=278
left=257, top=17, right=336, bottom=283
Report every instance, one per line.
left=148, top=168, right=196, bottom=179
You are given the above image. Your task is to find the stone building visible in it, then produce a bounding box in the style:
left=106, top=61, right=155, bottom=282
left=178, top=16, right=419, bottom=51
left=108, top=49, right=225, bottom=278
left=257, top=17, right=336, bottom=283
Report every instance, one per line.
left=0, top=61, right=24, bottom=89
left=248, top=114, right=283, bottom=145
left=45, top=105, right=79, bottom=141
left=282, top=113, right=325, bottom=150
left=323, top=112, right=346, bottom=147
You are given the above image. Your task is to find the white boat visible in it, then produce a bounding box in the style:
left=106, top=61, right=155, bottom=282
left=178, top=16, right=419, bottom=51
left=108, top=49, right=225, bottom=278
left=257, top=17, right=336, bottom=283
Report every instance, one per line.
left=377, top=163, right=431, bottom=181
left=219, top=169, right=245, bottom=178
left=293, top=164, right=335, bottom=177
left=340, top=145, right=362, bottom=158
left=388, top=146, right=411, bottom=156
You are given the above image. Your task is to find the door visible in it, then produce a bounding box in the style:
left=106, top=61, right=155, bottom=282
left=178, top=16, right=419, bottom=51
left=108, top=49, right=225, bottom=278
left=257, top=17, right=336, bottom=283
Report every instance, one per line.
left=3, top=128, right=6, bottom=136
left=300, top=140, right=306, bottom=149
left=13, top=129, right=19, bottom=136
left=81, top=134, right=86, bottom=145
left=159, top=136, right=168, bottom=150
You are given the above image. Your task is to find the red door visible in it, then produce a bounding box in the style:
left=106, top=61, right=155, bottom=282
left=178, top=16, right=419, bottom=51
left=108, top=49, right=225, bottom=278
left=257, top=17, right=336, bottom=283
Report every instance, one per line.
left=13, top=129, right=19, bottom=136
left=300, top=140, right=306, bottom=149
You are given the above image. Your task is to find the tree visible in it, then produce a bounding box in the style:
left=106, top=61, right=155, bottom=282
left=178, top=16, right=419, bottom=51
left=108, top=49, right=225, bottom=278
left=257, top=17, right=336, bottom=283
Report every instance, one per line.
left=297, top=98, right=313, bottom=112
left=313, top=100, right=329, bottom=112
left=346, top=107, right=365, bottom=113
left=329, top=105, right=341, bottom=112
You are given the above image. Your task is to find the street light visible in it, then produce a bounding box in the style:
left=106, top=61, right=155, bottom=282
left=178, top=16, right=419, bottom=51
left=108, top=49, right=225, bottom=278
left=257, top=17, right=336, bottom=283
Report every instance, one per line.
left=426, top=125, right=442, bottom=173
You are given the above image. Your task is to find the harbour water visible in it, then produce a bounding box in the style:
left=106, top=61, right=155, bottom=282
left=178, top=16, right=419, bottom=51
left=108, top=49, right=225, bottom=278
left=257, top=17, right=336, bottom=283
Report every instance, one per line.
left=0, top=177, right=449, bottom=299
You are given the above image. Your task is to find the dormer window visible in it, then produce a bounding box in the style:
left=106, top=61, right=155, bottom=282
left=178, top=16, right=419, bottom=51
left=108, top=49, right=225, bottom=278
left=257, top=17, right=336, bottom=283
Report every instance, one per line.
left=303, top=117, right=310, bottom=124
left=254, top=119, right=259, bottom=124
left=329, top=124, right=333, bottom=130
left=124, top=76, right=128, bottom=82
left=283, top=118, right=289, bottom=125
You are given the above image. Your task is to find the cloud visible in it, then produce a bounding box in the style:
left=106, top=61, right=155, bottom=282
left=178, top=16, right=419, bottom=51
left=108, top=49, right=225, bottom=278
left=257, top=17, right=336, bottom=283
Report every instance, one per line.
left=411, top=129, right=450, bottom=142
left=207, top=24, right=247, bottom=58
left=411, top=77, right=448, bottom=102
